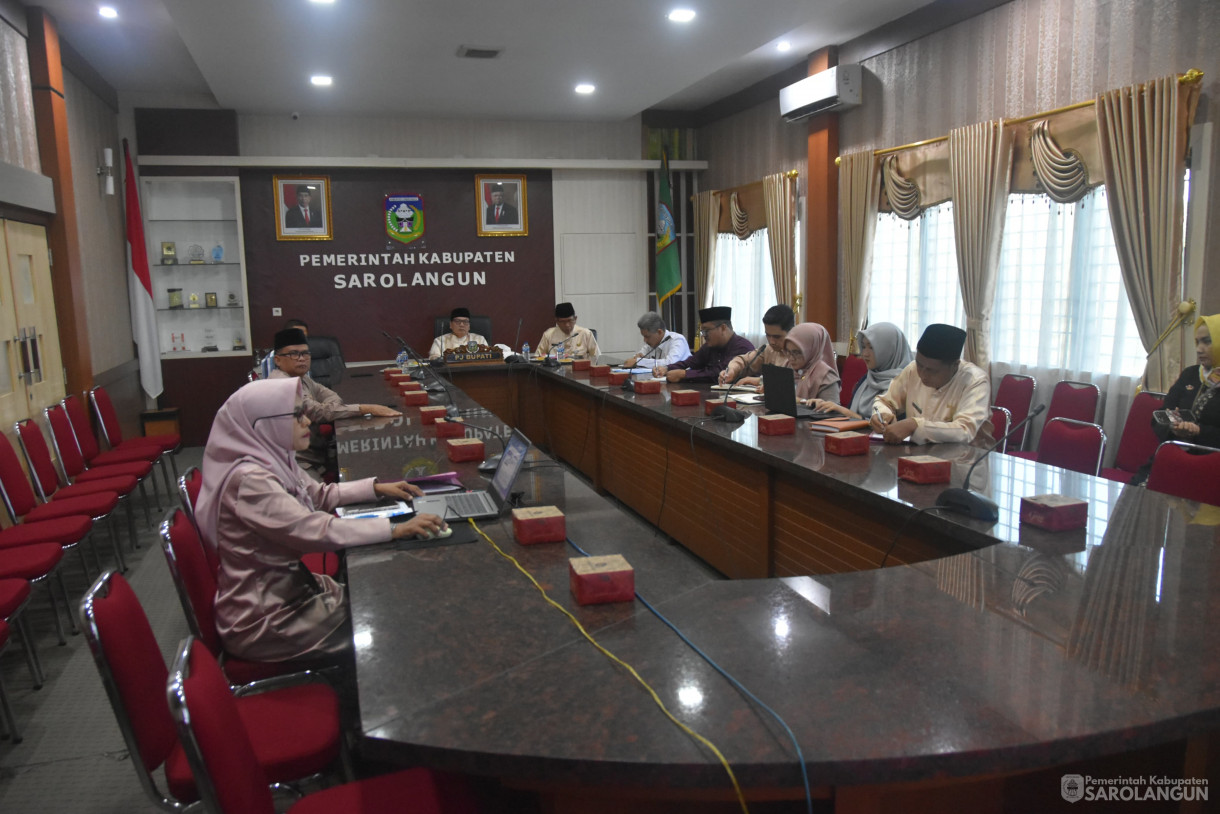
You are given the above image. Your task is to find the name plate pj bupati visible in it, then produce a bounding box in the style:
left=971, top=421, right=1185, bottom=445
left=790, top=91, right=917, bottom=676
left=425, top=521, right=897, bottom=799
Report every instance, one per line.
left=443, top=350, right=504, bottom=365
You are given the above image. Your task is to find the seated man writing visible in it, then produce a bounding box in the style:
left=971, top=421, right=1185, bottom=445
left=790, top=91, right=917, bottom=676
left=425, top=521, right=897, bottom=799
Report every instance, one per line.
left=622, top=311, right=691, bottom=370
left=870, top=323, right=991, bottom=446
left=430, top=307, right=488, bottom=358
left=537, top=302, right=600, bottom=360
left=719, top=304, right=793, bottom=386
left=656, top=306, right=754, bottom=383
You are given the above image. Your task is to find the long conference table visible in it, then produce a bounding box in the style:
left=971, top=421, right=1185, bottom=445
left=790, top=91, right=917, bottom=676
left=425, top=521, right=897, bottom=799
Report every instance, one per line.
left=335, top=361, right=1220, bottom=812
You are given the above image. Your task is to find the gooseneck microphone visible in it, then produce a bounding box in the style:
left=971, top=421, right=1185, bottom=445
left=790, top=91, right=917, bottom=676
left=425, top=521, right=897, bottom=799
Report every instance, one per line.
left=713, top=344, right=765, bottom=422
left=403, top=343, right=459, bottom=415
left=621, top=336, right=673, bottom=391
left=935, top=403, right=1046, bottom=521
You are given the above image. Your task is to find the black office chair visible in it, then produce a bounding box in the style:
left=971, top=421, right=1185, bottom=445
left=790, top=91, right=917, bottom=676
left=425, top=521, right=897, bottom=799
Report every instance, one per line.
left=307, top=335, right=346, bottom=388
left=432, top=316, right=493, bottom=346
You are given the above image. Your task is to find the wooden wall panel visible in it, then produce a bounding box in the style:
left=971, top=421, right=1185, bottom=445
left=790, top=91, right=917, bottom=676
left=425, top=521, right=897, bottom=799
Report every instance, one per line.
left=600, top=405, right=670, bottom=526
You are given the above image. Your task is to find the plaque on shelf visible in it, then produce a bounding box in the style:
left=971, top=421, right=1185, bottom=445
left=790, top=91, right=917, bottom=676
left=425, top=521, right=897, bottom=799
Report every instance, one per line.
left=205, top=292, right=218, bottom=308
left=226, top=291, right=240, bottom=307
left=167, top=288, right=183, bottom=309
left=211, top=244, right=224, bottom=263
left=187, top=244, right=205, bottom=264
left=161, top=242, right=177, bottom=265
left=233, top=335, right=247, bottom=351
left=188, top=292, right=201, bottom=308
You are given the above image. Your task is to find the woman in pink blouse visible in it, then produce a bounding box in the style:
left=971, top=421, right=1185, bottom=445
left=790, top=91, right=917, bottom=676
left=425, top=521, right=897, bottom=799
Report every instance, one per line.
left=196, top=378, right=445, bottom=662
left=785, top=322, right=841, bottom=405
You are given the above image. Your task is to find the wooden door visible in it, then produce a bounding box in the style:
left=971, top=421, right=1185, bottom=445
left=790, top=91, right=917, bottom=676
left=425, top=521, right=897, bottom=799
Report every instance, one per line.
left=2, top=220, right=65, bottom=413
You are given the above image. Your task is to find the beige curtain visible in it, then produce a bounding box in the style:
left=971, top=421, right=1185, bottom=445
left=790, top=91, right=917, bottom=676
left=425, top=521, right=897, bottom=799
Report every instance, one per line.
left=838, top=152, right=881, bottom=352
left=693, top=190, right=720, bottom=309
left=1096, top=74, right=1200, bottom=392
left=762, top=172, right=797, bottom=310
left=949, top=119, right=1014, bottom=368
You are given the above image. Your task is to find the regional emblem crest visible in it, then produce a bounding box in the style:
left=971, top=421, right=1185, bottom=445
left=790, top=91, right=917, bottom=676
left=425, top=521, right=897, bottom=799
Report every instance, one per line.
left=385, top=194, right=424, bottom=245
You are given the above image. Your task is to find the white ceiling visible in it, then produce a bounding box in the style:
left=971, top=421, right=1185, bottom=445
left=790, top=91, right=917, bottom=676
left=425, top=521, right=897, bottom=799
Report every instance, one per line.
left=37, top=0, right=932, bottom=121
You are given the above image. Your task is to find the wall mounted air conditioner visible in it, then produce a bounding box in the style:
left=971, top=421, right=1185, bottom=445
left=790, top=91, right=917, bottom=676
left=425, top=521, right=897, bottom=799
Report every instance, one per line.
left=779, top=64, right=862, bottom=121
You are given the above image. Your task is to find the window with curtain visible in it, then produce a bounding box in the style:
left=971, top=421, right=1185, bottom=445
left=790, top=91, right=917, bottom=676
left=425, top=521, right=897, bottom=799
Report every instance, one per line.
left=867, top=202, right=964, bottom=340
left=708, top=231, right=776, bottom=346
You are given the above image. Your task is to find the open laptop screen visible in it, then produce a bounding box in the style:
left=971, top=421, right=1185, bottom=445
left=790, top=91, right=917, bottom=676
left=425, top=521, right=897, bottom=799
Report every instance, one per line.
left=490, top=429, right=531, bottom=503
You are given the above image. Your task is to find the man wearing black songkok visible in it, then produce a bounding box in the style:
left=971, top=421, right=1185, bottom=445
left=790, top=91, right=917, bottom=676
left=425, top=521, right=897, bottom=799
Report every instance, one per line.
left=657, top=306, right=755, bottom=383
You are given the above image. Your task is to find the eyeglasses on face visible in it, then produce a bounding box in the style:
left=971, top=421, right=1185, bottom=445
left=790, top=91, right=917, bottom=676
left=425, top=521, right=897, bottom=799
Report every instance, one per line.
left=783, top=348, right=804, bottom=359
left=252, top=406, right=306, bottom=427
left=277, top=350, right=312, bottom=360
left=451, top=319, right=471, bottom=325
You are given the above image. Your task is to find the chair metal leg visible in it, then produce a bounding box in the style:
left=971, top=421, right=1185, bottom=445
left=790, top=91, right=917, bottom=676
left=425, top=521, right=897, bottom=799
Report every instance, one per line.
left=43, top=581, right=66, bottom=646
left=137, top=481, right=153, bottom=527
left=13, top=614, right=44, bottom=689
left=157, top=457, right=173, bottom=506
left=0, top=668, right=21, bottom=743
left=107, top=517, right=127, bottom=573
left=124, top=498, right=137, bottom=551
left=54, top=570, right=78, bottom=635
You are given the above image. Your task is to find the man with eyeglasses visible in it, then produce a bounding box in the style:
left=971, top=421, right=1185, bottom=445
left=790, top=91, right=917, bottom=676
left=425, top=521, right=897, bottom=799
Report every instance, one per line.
left=655, top=306, right=754, bottom=383
left=269, top=328, right=401, bottom=477
left=429, top=307, right=487, bottom=358
left=718, top=304, right=794, bottom=386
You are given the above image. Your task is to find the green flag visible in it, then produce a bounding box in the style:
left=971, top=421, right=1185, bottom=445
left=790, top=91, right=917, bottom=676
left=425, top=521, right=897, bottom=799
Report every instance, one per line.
left=655, top=149, right=681, bottom=306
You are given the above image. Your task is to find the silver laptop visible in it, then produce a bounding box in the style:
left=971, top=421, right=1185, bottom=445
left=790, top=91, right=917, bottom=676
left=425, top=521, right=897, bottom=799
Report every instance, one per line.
left=412, top=429, right=531, bottom=520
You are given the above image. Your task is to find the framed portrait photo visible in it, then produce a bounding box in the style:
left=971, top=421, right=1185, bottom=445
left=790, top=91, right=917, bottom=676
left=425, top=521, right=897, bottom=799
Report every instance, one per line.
left=275, top=175, right=332, bottom=240
left=476, top=174, right=528, bottom=237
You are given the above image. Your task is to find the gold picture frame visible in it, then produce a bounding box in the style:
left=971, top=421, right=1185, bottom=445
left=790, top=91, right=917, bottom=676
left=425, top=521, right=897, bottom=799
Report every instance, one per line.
left=275, top=175, right=333, bottom=241
left=476, top=174, right=528, bottom=237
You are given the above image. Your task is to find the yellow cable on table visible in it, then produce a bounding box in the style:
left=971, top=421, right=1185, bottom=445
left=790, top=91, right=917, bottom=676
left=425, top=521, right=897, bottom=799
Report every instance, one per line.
left=467, top=518, right=750, bottom=814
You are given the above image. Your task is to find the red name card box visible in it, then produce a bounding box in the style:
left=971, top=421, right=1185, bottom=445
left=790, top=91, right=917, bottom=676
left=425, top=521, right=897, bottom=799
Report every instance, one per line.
left=633, top=379, right=662, bottom=394
left=512, top=506, right=566, bottom=544
left=1020, top=494, right=1088, bottom=531
left=758, top=414, right=795, bottom=435
left=418, top=405, right=448, bottom=424
left=384, top=368, right=404, bottom=380
left=670, top=389, right=700, bottom=406
left=825, top=431, right=870, bottom=456
left=397, top=380, right=424, bottom=392
left=897, top=455, right=951, bottom=484
left=607, top=370, right=630, bottom=385
left=570, top=554, right=635, bottom=605
left=571, top=359, right=591, bottom=371
left=705, top=397, right=737, bottom=415
left=445, top=438, right=485, bottom=462
left=402, top=390, right=430, bottom=406
left=589, top=365, right=612, bottom=377
left=435, top=417, right=466, bottom=438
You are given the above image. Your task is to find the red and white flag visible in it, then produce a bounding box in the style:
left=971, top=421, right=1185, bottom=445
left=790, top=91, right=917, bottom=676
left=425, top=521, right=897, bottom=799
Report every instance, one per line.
left=123, top=140, right=163, bottom=398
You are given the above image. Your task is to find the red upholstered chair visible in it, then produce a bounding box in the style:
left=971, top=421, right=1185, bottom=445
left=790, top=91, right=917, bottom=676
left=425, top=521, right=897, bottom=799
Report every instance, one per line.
left=1147, top=441, right=1220, bottom=505
left=0, top=619, right=20, bottom=742
left=1035, top=418, right=1107, bottom=477
left=1100, top=391, right=1166, bottom=483
left=0, top=543, right=71, bottom=644
left=90, top=385, right=181, bottom=483
left=169, top=637, right=471, bottom=814
left=838, top=355, right=868, bottom=409
left=990, top=406, right=1012, bottom=453
left=80, top=571, right=347, bottom=810
left=0, top=578, right=44, bottom=689
left=45, top=403, right=157, bottom=525
left=1011, top=380, right=1100, bottom=461
left=62, top=394, right=170, bottom=501
left=994, top=373, right=1036, bottom=452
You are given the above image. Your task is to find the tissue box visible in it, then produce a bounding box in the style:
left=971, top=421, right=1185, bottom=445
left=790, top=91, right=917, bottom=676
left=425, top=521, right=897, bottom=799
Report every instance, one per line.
left=758, top=414, right=795, bottom=435
left=512, top=506, right=566, bottom=544
left=608, top=371, right=630, bottom=385
left=435, top=417, right=466, bottom=438
left=571, top=359, right=591, bottom=371
left=445, top=438, right=485, bottom=462
left=384, top=368, right=402, bottom=380
left=705, top=397, right=737, bottom=415
left=825, top=431, right=870, bottom=456
left=1020, top=494, right=1088, bottom=531
left=419, top=405, right=448, bottom=425
left=397, top=380, right=424, bottom=392
left=402, top=390, right=430, bottom=407
left=633, top=379, right=662, bottom=394
left=670, top=389, right=700, bottom=406
left=897, top=455, right=951, bottom=484
left=589, top=365, right=612, bottom=377
left=569, top=555, right=635, bottom=605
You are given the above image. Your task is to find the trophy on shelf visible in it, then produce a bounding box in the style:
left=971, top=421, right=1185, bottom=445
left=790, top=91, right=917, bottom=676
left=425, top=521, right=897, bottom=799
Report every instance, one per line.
left=233, top=334, right=247, bottom=351
left=226, top=291, right=240, bottom=308
left=211, top=243, right=224, bottom=263
left=170, top=332, right=186, bottom=352
left=187, top=244, right=205, bottom=264
left=161, top=242, right=177, bottom=265
left=188, top=292, right=201, bottom=309
left=201, top=328, right=219, bottom=353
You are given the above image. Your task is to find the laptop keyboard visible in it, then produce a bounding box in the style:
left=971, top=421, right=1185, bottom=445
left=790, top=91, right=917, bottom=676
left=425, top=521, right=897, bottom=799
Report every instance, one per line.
left=448, top=491, right=496, bottom=516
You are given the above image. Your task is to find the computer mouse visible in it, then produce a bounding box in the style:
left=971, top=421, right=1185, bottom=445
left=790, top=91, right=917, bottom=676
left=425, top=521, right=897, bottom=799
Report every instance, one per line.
left=417, top=526, right=453, bottom=541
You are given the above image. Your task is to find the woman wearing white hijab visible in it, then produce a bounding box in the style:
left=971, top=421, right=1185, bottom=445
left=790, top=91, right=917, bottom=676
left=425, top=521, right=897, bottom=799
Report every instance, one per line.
left=196, top=378, right=445, bottom=662
left=810, top=322, right=913, bottom=419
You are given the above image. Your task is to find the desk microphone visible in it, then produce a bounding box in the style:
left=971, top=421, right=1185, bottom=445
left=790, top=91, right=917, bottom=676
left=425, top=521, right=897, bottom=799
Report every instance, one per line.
left=541, top=340, right=565, bottom=369
left=621, top=336, right=672, bottom=391
left=934, top=403, right=1046, bottom=521
left=381, top=330, right=406, bottom=350
left=712, top=344, right=765, bottom=421
left=465, top=420, right=510, bottom=473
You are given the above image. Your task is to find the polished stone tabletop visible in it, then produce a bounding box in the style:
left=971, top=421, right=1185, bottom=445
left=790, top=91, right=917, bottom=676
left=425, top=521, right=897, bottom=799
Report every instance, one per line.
left=338, top=363, right=1220, bottom=788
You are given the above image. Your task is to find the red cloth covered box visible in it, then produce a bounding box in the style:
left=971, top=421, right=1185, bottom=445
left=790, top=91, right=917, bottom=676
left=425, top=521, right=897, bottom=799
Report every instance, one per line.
left=383, top=368, right=401, bottom=380
left=571, top=359, right=591, bottom=371
left=897, top=455, right=951, bottom=484
left=512, top=506, right=566, bottom=544
left=758, top=414, right=795, bottom=435
left=589, top=365, right=612, bottom=377
left=633, top=379, right=662, bottom=394
left=608, top=371, right=630, bottom=385
left=445, top=438, right=485, bottom=462
left=419, top=406, right=448, bottom=425
left=705, top=397, right=736, bottom=415
left=435, top=417, right=466, bottom=438
left=402, top=390, right=430, bottom=406
left=397, top=380, right=424, bottom=392
left=670, top=389, right=700, bottom=406
left=825, top=431, right=870, bottom=456
left=1020, top=494, right=1088, bottom=531
left=569, top=554, right=635, bottom=605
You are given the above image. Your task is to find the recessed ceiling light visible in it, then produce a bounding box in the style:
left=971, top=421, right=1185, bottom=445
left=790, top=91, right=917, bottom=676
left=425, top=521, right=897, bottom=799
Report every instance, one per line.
left=667, top=8, right=696, bottom=23
left=310, top=75, right=333, bottom=86
left=99, top=6, right=118, bottom=18
left=777, top=40, right=791, bottom=52
left=575, top=83, right=595, bottom=95
left=308, top=0, right=335, bottom=4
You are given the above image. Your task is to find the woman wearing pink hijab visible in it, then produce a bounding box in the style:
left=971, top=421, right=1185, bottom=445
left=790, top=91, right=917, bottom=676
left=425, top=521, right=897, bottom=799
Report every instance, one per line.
left=784, top=322, right=841, bottom=405
left=196, top=377, right=445, bottom=662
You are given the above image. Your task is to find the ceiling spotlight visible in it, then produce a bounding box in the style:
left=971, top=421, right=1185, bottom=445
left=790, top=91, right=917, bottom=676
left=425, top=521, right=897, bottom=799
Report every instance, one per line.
left=99, top=6, right=118, bottom=18
left=667, top=8, right=696, bottom=23
left=310, top=75, right=333, bottom=86
left=308, top=0, right=336, bottom=3
left=574, top=83, right=595, bottom=95
left=777, top=40, right=792, bottom=52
